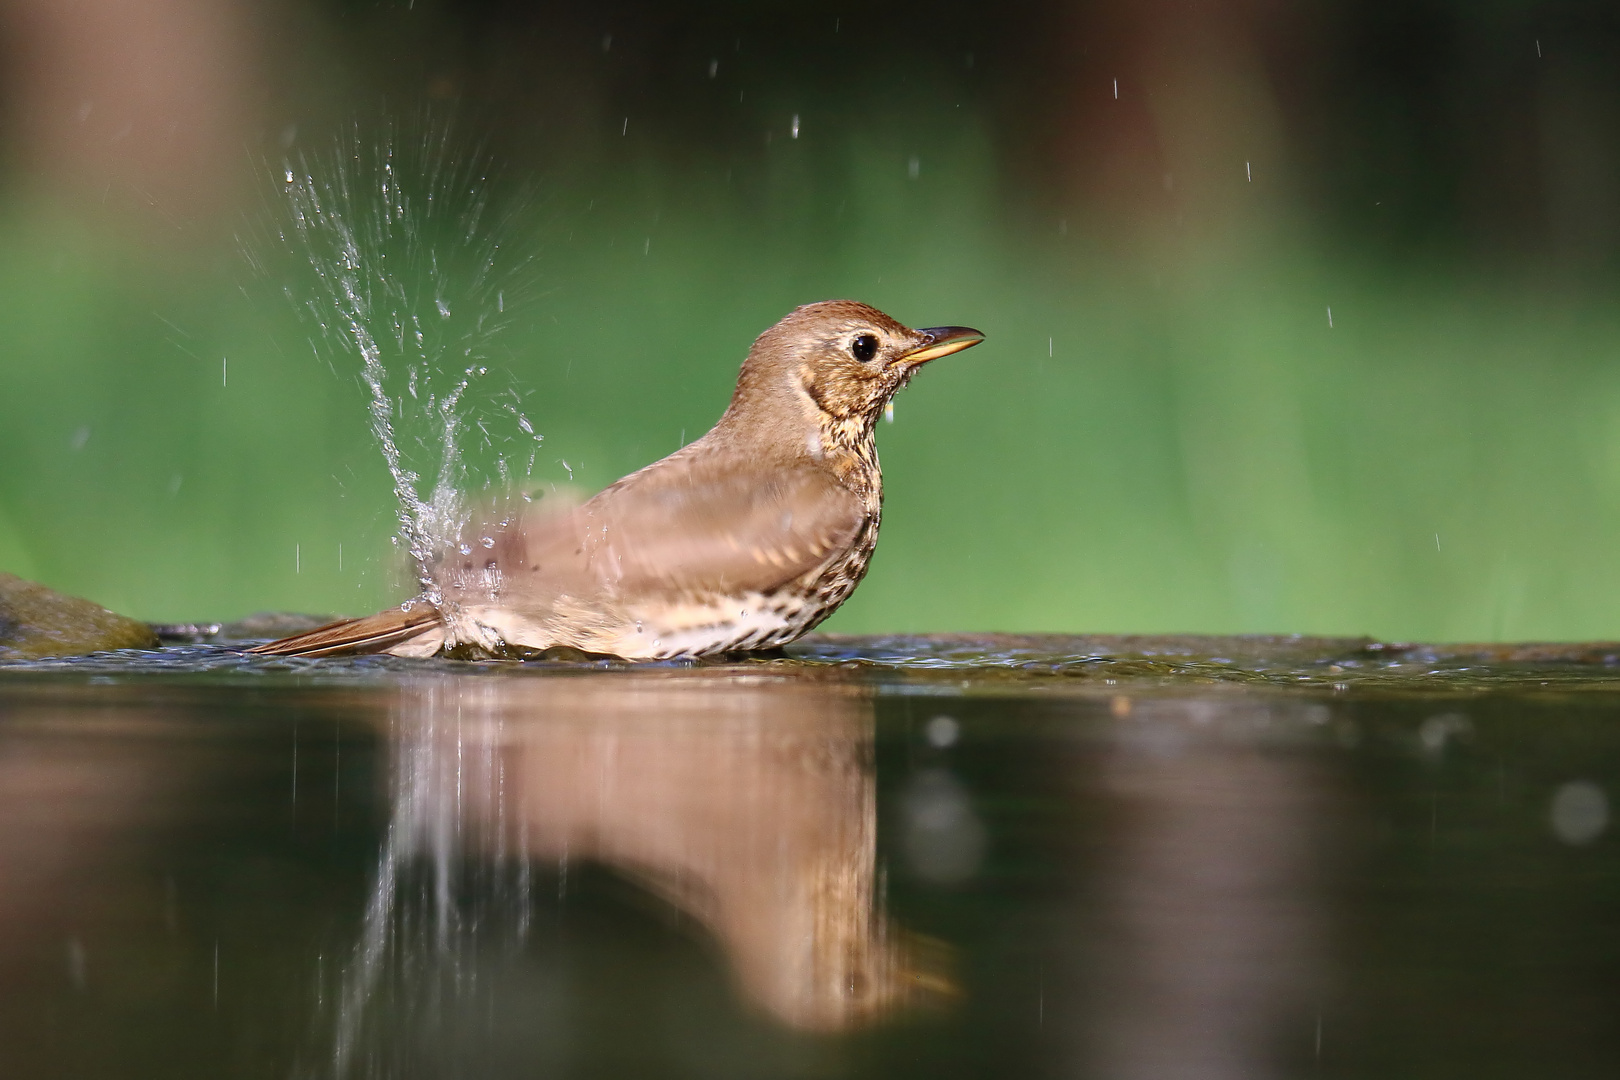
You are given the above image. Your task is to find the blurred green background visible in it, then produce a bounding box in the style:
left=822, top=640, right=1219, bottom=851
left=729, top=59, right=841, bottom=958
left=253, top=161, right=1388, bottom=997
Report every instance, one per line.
left=2, top=0, right=1619, bottom=641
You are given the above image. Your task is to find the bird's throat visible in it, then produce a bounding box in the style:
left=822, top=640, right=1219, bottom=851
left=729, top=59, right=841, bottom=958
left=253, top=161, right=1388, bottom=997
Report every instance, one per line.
left=818, top=413, right=883, bottom=504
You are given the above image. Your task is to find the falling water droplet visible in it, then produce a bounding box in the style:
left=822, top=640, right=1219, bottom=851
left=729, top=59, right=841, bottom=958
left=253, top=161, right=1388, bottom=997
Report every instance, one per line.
left=791, top=114, right=800, bottom=138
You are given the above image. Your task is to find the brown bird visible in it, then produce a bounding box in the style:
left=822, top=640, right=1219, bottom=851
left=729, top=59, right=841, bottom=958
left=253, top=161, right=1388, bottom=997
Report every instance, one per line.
left=250, top=300, right=984, bottom=660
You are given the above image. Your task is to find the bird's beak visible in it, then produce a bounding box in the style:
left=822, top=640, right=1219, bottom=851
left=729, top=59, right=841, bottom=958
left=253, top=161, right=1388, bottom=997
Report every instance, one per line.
left=902, top=326, right=986, bottom=364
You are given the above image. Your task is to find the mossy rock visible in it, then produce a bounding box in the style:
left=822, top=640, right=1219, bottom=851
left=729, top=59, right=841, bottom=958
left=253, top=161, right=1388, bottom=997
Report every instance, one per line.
left=0, top=573, right=159, bottom=660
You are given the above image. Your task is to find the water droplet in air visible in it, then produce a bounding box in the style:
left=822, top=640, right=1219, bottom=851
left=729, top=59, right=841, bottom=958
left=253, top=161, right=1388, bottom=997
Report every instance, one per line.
left=791, top=114, right=800, bottom=138
left=436, top=299, right=451, bottom=319
left=908, top=155, right=920, bottom=180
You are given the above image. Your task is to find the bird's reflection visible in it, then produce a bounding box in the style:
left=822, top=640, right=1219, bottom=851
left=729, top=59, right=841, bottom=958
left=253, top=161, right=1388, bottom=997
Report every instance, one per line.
left=333, top=671, right=935, bottom=1070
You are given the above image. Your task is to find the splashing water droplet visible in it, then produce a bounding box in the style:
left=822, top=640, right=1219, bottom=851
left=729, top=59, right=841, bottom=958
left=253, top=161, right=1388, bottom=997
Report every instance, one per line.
left=264, top=122, right=542, bottom=637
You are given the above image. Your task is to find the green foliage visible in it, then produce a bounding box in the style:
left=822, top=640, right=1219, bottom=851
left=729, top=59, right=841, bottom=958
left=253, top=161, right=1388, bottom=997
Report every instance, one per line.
left=2, top=124, right=1617, bottom=640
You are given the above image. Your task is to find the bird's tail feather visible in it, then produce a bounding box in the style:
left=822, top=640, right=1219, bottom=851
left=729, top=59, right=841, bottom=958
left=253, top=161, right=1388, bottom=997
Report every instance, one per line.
left=246, top=604, right=441, bottom=657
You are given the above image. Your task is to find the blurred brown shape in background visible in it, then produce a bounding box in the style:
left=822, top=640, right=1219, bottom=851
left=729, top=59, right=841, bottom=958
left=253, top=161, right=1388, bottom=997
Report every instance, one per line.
left=0, top=0, right=255, bottom=222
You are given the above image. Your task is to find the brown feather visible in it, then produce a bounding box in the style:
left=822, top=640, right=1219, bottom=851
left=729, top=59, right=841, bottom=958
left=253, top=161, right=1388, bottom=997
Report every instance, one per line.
left=441, top=458, right=867, bottom=603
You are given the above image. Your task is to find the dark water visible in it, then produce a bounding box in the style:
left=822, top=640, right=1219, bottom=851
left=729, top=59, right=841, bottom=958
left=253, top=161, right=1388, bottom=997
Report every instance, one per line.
left=2, top=634, right=1619, bottom=1079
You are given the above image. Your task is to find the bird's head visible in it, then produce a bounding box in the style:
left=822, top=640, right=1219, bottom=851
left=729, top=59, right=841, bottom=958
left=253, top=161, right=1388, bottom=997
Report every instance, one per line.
left=725, top=300, right=984, bottom=438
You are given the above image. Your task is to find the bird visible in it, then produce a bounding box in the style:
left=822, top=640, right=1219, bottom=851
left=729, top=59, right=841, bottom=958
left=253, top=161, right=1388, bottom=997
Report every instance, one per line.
left=249, top=300, right=984, bottom=660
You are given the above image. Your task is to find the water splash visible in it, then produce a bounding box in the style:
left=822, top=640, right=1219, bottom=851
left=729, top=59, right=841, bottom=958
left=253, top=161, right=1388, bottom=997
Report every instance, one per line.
left=260, top=120, right=542, bottom=611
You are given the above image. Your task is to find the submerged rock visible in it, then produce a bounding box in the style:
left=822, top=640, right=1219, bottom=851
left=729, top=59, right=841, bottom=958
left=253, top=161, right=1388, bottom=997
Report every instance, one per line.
left=0, top=573, right=159, bottom=660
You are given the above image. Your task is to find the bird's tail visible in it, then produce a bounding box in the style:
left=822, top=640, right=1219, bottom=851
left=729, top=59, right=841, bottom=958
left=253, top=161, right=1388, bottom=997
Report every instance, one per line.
left=246, top=603, right=442, bottom=657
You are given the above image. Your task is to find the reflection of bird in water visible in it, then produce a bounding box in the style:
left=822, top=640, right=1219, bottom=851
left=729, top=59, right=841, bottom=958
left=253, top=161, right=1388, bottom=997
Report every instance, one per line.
left=252, top=301, right=983, bottom=659
left=333, top=673, right=952, bottom=1054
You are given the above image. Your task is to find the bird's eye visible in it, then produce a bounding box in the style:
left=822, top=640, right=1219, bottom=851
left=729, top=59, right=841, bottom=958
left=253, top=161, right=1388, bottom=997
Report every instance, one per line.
left=850, top=334, right=879, bottom=363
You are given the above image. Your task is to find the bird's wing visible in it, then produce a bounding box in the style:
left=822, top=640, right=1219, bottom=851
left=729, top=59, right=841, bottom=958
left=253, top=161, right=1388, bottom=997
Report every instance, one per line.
left=455, top=459, right=868, bottom=604
left=593, top=459, right=870, bottom=594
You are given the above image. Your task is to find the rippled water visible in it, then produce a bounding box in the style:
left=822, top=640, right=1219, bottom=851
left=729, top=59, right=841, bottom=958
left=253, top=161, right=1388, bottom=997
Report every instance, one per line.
left=3, top=633, right=1619, bottom=1078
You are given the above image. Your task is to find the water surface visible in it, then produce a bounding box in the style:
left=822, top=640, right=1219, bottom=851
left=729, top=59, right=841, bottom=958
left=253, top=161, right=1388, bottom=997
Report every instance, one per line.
left=2, top=634, right=1618, bottom=1078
